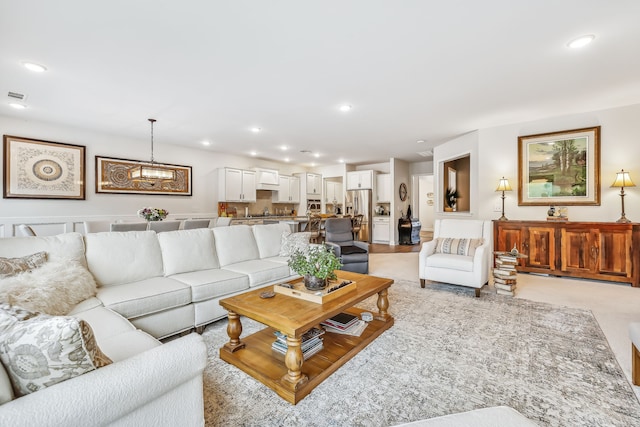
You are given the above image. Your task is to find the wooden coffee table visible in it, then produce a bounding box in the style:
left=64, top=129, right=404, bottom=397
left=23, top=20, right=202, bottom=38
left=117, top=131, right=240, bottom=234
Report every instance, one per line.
left=219, top=270, right=394, bottom=404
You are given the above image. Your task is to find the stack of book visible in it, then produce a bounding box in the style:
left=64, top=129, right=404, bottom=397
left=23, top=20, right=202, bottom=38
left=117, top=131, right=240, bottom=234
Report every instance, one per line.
left=320, top=312, right=368, bottom=337
left=494, top=253, right=518, bottom=296
left=271, top=327, right=324, bottom=360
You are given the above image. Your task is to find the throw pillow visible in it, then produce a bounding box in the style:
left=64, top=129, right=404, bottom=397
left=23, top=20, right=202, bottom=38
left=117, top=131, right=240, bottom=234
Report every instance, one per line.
left=279, top=231, right=312, bottom=256
left=0, top=259, right=97, bottom=316
left=0, top=303, right=112, bottom=397
left=435, top=237, right=484, bottom=257
left=0, top=252, right=47, bottom=279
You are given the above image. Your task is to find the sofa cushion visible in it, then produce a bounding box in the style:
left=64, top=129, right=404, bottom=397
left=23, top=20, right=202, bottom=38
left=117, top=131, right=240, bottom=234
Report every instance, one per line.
left=0, top=304, right=111, bottom=397
left=85, top=231, right=164, bottom=287
left=426, top=253, right=474, bottom=272
left=222, top=260, right=291, bottom=287
left=213, top=225, right=260, bottom=266
left=253, top=223, right=293, bottom=258
left=0, top=252, right=47, bottom=279
left=169, top=269, right=249, bottom=302
left=435, top=238, right=483, bottom=257
left=0, top=259, right=97, bottom=316
left=96, top=277, right=191, bottom=319
left=157, top=229, right=219, bottom=276
left=0, top=232, right=86, bottom=266
left=97, top=329, right=160, bottom=363
left=279, top=231, right=311, bottom=256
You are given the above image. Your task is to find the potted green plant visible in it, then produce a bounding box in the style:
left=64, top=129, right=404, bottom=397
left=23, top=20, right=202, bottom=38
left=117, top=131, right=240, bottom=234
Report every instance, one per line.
left=287, top=244, right=343, bottom=291
left=445, top=188, right=459, bottom=211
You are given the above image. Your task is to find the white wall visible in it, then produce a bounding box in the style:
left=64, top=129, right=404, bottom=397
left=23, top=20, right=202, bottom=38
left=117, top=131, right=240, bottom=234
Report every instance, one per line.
left=0, top=115, right=306, bottom=235
left=434, top=103, right=640, bottom=223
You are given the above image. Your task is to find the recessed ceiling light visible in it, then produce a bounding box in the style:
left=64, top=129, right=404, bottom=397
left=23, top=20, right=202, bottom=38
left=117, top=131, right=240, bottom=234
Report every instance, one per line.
left=338, top=159, right=345, bottom=163
left=201, top=140, right=211, bottom=146
left=567, top=34, right=595, bottom=49
left=9, top=102, right=26, bottom=109
left=251, top=127, right=261, bottom=133
left=280, top=145, right=288, bottom=151
left=284, top=157, right=290, bottom=162
left=313, top=153, right=320, bottom=158
left=22, top=62, right=47, bottom=72
left=416, top=140, right=425, bottom=144
left=311, top=162, right=316, bottom=167
left=250, top=151, right=257, bottom=156
left=339, top=104, right=352, bottom=112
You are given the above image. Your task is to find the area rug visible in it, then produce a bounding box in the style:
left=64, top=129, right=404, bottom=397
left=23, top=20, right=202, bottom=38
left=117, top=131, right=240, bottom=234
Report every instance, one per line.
left=200, top=280, right=640, bottom=426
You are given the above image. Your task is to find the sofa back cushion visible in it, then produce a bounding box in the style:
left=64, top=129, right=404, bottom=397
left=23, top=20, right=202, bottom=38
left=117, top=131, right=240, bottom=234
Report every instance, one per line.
left=435, top=219, right=486, bottom=239
left=85, top=231, right=164, bottom=287
left=157, top=229, right=219, bottom=276
left=212, top=225, right=259, bottom=267
left=0, top=232, right=86, bottom=266
left=252, top=223, right=292, bottom=259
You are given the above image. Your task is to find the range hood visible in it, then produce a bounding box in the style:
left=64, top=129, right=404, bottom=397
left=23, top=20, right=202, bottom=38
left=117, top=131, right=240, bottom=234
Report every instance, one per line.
left=254, top=167, right=279, bottom=190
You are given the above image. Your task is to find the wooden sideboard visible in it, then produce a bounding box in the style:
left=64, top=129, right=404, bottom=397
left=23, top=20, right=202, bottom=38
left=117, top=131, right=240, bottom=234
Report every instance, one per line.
left=493, top=220, right=640, bottom=287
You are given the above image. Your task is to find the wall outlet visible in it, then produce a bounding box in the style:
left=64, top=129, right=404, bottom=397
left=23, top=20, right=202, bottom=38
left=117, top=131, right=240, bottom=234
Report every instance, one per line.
left=494, top=202, right=502, bottom=212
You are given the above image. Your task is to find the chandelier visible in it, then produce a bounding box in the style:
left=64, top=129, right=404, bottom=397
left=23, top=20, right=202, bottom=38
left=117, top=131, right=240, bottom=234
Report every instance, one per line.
left=128, top=119, right=176, bottom=183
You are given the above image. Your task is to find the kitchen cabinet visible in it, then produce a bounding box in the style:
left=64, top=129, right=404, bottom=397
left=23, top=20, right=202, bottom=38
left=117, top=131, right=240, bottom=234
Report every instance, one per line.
left=376, top=174, right=391, bottom=202
left=493, top=220, right=640, bottom=286
left=218, top=168, right=256, bottom=202
left=273, top=175, right=300, bottom=203
left=347, top=170, right=374, bottom=190
left=296, top=172, right=322, bottom=196
left=254, top=168, right=279, bottom=190
left=325, top=181, right=343, bottom=205
left=372, top=217, right=390, bottom=243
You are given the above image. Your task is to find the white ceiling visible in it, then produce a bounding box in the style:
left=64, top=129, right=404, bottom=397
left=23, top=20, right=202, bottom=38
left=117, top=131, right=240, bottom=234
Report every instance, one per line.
left=1, top=1, right=640, bottom=167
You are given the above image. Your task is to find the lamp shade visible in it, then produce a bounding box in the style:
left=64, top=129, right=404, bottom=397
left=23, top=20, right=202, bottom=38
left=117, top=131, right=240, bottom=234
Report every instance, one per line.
left=495, top=177, right=512, bottom=192
left=611, top=170, right=636, bottom=188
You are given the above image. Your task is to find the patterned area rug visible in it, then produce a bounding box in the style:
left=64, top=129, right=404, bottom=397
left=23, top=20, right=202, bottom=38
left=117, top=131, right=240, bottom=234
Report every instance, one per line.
left=200, top=280, right=640, bottom=426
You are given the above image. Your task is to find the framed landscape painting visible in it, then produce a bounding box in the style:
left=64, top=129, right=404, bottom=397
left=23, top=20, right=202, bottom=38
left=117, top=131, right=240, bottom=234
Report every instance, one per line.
left=518, top=126, right=600, bottom=206
left=3, top=135, right=85, bottom=199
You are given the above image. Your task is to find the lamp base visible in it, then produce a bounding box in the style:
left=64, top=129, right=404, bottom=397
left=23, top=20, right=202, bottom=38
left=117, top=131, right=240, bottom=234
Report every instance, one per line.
left=497, top=215, right=508, bottom=221
left=616, top=217, right=632, bottom=223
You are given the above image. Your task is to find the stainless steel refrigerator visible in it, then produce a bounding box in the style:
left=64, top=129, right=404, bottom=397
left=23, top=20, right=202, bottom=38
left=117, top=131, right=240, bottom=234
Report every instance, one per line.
left=345, top=189, right=372, bottom=243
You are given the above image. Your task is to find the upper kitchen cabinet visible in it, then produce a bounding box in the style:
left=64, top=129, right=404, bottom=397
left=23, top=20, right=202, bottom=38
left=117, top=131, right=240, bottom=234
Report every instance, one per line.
left=272, top=175, right=300, bottom=203
left=218, top=168, right=256, bottom=202
left=347, top=170, right=374, bottom=190
left=296, top=172, right=322, bottom=196
left=254, top=167, right=279, bottom=190
left=325, top=180, right=343, bottom=204
left=376, top=173, right=391, bottom=202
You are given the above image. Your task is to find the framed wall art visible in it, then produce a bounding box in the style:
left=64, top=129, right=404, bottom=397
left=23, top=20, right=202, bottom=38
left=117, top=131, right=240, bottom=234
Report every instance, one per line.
left=3, top=135, right=85, bottom=200
left=95, top=156, right=192, bottom=196
left=518, top=126, right=600, bottom=206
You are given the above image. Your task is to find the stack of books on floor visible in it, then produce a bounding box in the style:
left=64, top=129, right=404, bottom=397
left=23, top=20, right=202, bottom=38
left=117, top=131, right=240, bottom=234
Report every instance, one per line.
left=320, top=312, right=368, bottom=337
left=271, top=327, right=325, bottom=360
left=494, top=254, right=518, bottom=296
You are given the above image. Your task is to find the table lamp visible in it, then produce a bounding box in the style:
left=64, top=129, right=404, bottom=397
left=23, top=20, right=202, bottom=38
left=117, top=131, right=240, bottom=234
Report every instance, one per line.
left=495, top=177, right=512, bottom=221
left=611, top=169, right=635, bottom=223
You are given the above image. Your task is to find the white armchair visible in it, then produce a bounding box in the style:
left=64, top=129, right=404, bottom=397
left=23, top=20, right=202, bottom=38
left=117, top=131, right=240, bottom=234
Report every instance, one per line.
left=418, top=219, right=492, bottom=297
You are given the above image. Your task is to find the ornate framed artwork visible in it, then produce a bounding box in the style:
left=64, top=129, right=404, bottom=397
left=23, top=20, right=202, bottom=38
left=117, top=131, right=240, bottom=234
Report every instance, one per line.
left=95, top=156, right=192, bottom=196
left=518, top=126, right=600, bottom=206
left=3, top=135, right=85, bottom=199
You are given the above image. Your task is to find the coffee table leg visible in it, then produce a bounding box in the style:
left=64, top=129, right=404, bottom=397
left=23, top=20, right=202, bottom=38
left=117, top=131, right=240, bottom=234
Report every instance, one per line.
left=281, top=336, right=308, bottom=391
left=223, top=310, right=245, bottom=353
left=375, top=288, right=391, bottom=322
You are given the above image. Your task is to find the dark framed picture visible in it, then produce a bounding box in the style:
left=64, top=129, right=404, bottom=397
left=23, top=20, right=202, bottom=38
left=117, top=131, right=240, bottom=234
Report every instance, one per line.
left=95, top=156, right=192, bottom=196
left=518, top=126, right=601, bottom=206
left=3, top=135, right=86, bottom=200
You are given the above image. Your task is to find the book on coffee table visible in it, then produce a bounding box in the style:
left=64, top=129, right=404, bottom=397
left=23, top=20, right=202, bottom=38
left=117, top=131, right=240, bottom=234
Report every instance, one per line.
left=320, top=312, right=359, bottom=330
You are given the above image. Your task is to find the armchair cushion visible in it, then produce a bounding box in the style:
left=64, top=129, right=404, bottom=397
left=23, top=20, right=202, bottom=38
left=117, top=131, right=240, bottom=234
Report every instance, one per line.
left=434, top=237, right=483, bottom=257
left=339, top=245, right=367, bottom=255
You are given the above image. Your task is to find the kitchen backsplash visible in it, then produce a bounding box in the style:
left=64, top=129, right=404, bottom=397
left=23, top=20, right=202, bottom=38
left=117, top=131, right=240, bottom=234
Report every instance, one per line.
left=220, top=190, right=295, bottom=217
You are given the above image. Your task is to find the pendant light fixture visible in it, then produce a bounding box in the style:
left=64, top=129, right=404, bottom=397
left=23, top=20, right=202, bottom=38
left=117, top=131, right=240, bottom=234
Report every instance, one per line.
left=129, top=118, right=176, bottom=184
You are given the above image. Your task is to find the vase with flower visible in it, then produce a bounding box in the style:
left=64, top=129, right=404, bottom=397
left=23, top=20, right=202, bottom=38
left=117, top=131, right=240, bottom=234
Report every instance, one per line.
left=137, top=207, right=169, bottom=222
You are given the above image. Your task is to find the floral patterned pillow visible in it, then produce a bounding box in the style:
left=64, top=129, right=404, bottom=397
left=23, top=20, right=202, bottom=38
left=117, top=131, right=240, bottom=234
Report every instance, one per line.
left=0, top=303, right=112, bottom=397
left=0, top=252, right=47, bottom=279
left=279, top=231, right=312, bottom=256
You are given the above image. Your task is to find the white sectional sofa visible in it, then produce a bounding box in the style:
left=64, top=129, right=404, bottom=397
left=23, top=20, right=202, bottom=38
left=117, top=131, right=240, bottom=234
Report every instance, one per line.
left=0, top=222, right=299, bottom=425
